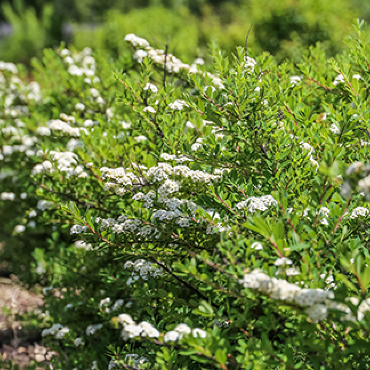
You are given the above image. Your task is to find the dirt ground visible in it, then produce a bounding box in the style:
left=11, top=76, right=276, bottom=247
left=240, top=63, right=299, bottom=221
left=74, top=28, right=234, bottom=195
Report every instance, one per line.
left=0, top=276, right=54, bottom=369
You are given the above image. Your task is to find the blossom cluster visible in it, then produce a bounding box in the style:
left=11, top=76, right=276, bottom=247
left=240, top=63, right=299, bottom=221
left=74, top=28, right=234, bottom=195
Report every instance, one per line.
left=124, top=259, right=164, bottom=284
left=239, top=270, right=370, bottom=322
left=42, top=323, right=70, bottom=339
left=124, top=33, right=225, bottom=89
left=32, top=151, right=88, bottom=178
left=118, top=313, right=206, bottom=342
left=236, top=195, right=277, bottom=213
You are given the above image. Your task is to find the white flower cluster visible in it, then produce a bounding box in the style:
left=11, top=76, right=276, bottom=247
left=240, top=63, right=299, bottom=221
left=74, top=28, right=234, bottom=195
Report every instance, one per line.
left=317, top=207, right=330, bottom=226
left=350, top=207, right=369, bottom=219
left=236, top=195, right=277, bottom=213
left=289, top=75, right=302, bottom=86
left=37, top=200, right=54, bottom=211
left=86, top=323, right=103, bottom=336
left=329, top=123, right=341, bottom=135
left=147, top=162, right=224, bottom=184
left=168, top=100, right=189, bottom=110
left=101, top=163, right=225, bottom=200
left=239, top=270, right=370, bottom=322
left=160, top=152, right=192, bottom=163
left=346, top=161, right=365, bottom=175
left=96, top=215, right=148, bottom=234
left=0, top=61, right=18, bottom=74
left=89, top=88, right=106, bottom=105
left=124, top=259, right=164, bottom=284
left=124, top=33, right=225, bottom=89
left=97, top=298, right=126, bottom=313
left=60, top=47, right=97, bottom=79
left=0, top=132, right=38, bottom=158
left=70, top=225, right=88, bottom=234
left=244, top=56, right=257, bottom=73
left=118, top=314, right=160, bottom=340
left=14, top=225, right=26, bottom=233
left=0, top=192, right=15, bottom=201
left=164, top=324, right=207, bottom=342
left=301, top=207, right=331, bottom=225
left=358, top=175, right=370, bottom=198
left=44, top=118, right=87, bottom=137
left=118, top=314, right=206, bottom=342
left=75, top=240, right=92, bottom=251
left=42, top=323, right=69, bottom=338
left=333, top=73, right=345, bottom=86
left=74, top=337, right=85, bottom=347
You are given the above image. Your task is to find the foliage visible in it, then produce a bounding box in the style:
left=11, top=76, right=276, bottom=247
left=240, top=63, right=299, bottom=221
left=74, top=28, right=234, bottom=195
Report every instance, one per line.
left=73, top=0, right=359, bottom=63
left=0, top=0, right=367, bottom=64
left=2, top=18, right=370, bottom=370
left=0, top=0, right=56, bottom=65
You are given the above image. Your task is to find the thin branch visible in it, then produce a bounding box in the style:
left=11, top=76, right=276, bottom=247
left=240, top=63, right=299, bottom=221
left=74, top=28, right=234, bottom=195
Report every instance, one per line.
left=163, top=39, right=169, bottom=88
left=244, top=24, right=254, bottom=60
left=308, top=77, right=333, bottom=91
left=333, top=196, right=352, bottom=234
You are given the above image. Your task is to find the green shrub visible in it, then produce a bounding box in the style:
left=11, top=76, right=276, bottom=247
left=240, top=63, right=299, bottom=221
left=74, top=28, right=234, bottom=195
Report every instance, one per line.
left=0, top=0, right=56, bottom=65
left=2, top=18, right=370, bottom=370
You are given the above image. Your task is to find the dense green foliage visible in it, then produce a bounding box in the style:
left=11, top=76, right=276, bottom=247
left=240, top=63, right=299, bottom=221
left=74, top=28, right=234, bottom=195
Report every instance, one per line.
left=1, top=0, right=369, bottom=63
left=2, top=16, right=370, bottom=370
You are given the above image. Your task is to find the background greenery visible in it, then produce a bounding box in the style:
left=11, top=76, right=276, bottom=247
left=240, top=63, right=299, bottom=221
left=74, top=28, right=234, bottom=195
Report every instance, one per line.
left=0, top=0, right=369, bottom=65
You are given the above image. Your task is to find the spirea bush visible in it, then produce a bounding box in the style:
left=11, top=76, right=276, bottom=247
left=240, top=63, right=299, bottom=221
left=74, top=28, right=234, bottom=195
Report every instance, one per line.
left=3, top=18, right=370, bottom=370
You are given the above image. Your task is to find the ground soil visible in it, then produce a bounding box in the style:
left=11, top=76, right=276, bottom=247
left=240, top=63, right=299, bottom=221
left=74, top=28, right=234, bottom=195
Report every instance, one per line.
left=0, top=276, right=54, bottom=370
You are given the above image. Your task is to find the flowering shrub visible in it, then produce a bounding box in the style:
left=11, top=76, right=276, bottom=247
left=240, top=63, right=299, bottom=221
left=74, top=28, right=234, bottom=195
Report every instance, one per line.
left=3, top=18, right=370, bottom=370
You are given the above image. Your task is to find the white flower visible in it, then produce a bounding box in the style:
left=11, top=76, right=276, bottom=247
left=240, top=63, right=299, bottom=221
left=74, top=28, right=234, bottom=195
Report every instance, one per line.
left=168, top=100, right=189, bottom=110
left=74, top=337, right=84, bottom=346
left=290, top=75, right=302, bottom=86
left=192, top=328, right=207, bottom=338
left=174, top=323, right=191, bottom=338
left=300, top=142, right=314, bottom=153
left=134, top=135, right=148, bottom=142
left=304, top=304, right=328, bottom=322
left=1, top=192, right=15, bottom=201
left=244, top=56, right=257, bottom=72
left=139, top=321, right=160, bottom=338
left=96, top=96, right=106, bottom=105
left=346, top=161, right=364, bottom=175
left=14, top=225, right=26, bottom=233
left=333, top=74, right=345, bottom=86
left=186, top=121, right=195, bottom=129
left=133, top=50, right=148, bottom=63
left=350, top=207, right=369, bottom=219
left=359, top=176, right=370, bottom=194
left=274, top=258, right=293, bottom=266
left=75, top=240, right=92, bottom=250
left=143, top=106, right=156, bottom=114
left=36, top=127, right=51, bottom=136
left=75, top=103, right=85, bottom=111
left=86, top=323, right=103, bottom=336
left=99, top=297, right=111, bottom=309
left=164, top=330, right=180, bottom=342
left=42, top=286, right=53, bottom=295
left=194, top=57, right=204, bottom=65
left=56, top=327, right=70, bottom=339
left=70, top=225, right=87, bottom=234
left=143, top=83, right=158, bottom=94
left=285, top=267, right=301, bottom=276
left=124, top=33, right=150, bottom=48
left=118, top=314, right=134, bottom=325
left=329, top=123, right=340, bottom=134
left=251, top=242, right=263, bottom=250
left=112, top=299, right=124, bottom=311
